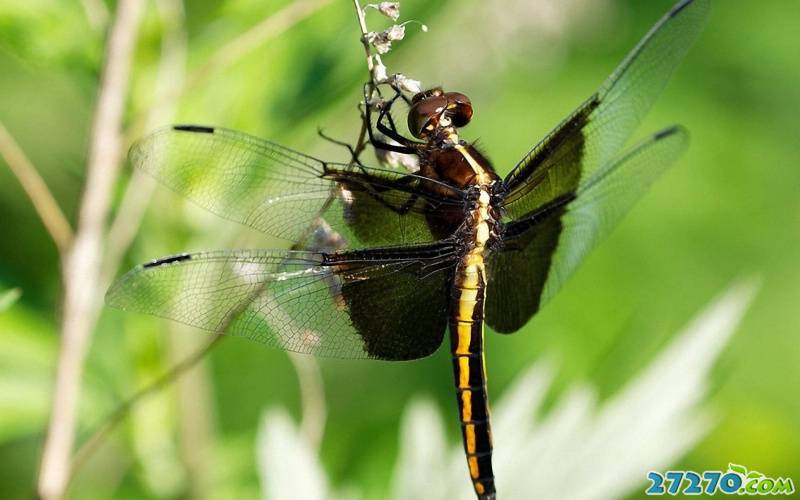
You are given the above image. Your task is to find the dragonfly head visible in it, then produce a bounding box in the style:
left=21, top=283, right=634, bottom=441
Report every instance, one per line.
left=408, top=88, right=473, bottom=139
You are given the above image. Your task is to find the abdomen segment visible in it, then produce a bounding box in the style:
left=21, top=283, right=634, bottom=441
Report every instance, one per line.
left=450, top=264, right=496, bottom=499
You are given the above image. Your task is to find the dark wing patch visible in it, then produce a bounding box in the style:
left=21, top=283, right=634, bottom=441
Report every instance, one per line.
left=106, top=243, right=459, bottom=360
left=130, top=126, right=467, bottom=248
left=325, top=244, right=458, bottom=359
left=487, top=127, right=688, bottom=333
left=484, top=198, right=569, bottom=333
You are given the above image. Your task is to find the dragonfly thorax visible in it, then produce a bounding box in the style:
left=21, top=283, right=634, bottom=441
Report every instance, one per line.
left=420, top=142, right=499, bottom=190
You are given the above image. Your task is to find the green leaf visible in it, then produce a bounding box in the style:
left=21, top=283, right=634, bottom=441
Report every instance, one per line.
left=747, top=471, right=764, bottom=479
left=0, top=288, right=21, bottom=312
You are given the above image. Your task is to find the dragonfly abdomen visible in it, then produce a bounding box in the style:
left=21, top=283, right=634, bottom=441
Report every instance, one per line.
left=450, top=260, right=496, bottom=500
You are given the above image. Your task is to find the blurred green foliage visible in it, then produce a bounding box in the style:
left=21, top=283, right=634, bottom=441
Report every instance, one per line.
left=0, top=0, right=798, bottom=498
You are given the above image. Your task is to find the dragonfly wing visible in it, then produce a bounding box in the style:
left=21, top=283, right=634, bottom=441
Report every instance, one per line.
left=106, top=242, right=459, bottom=360
left=131, top=125, right=466, bottom=248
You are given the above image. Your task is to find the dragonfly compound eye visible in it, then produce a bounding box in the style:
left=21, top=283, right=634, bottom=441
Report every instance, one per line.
left=444, top=92, right=473, bottom=128
left=408, top=93, right=448, bottom=138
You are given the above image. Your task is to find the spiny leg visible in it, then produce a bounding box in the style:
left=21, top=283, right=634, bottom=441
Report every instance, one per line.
left=317, top=127, right=366, bottom=168
left=375, top=85, right=422, bottom=148
left=362, top=83, right=419, bottom=154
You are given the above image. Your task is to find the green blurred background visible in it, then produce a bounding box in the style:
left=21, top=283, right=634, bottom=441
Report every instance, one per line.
left=0, top=0, right=798, bottom=498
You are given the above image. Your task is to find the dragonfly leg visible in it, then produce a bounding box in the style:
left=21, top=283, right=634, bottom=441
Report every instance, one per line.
left=363, top=83, right=420, bottom=154
left=375, top=86, right=423, bottom=148
left=317, top=127, right=367, bottom=167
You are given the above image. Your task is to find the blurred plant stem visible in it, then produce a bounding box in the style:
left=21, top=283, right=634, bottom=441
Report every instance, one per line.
left=169, top=328, right=217, bottom=498
left=124, top=0, right=334, bottom=143
left=80, top=0, right=110, bottom=31
left=0, top=123, right=73, bottom=254
left=288, top=354, right=327, bottom=452
left=38, top=1, right=145, bottom=498
left=69, top=336, right=224, bottom=485
left=103, top=0, right=188, bottom=287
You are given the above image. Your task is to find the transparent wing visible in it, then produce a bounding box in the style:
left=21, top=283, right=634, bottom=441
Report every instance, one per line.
left=106, top=242, right=459, bottom=360
left=501, top=0, right=709, bottom=220
left=130, top=125, right=467, bottom=248
left=487, top=126, right=688, bottom=333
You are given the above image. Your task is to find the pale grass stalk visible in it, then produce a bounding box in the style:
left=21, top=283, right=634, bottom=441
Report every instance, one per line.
left=288, top=353, right=327, bottom=452
left=0, top=122, right=73, bottom=254
left=37, top=1, right=144, bottom=498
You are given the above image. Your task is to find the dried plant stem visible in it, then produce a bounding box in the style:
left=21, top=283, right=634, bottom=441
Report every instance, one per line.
left=0, top=123, right=73, bottom=254
left=287, top=353, right=327, bottom=452
left=351, top=0, right=380, bottom=157
left=353, top=0, right=381, bottom=74
left=38, top=1, right=144, bottom=498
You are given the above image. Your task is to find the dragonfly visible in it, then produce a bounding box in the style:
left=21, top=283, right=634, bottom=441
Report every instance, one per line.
left=106, top=1, right=709, bottom=498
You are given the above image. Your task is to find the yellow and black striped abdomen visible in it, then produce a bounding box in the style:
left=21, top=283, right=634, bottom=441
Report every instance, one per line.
left=450, top=261, right=495, bottom=499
